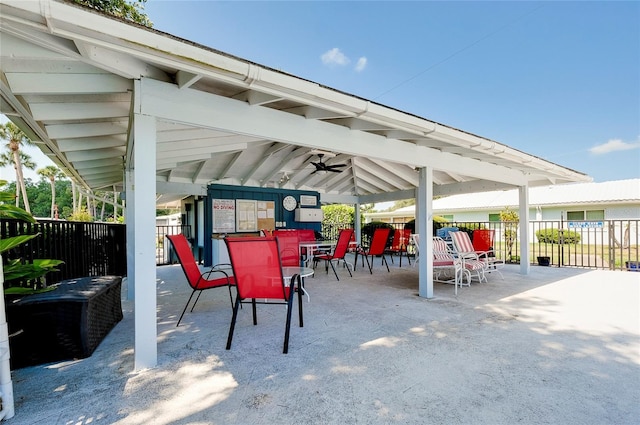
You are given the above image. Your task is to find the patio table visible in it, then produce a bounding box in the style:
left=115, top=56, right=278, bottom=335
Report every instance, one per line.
left=282, top=266, right=314, bottom=302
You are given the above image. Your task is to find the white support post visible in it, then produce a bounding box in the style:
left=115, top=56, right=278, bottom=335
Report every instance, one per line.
left=519, top=185, right=531, bottom=275
left=132, top=112, right=157, bottom=370
left=0, top=260, right=14, bottom=420
left=417, top=167, right=434, bottom=298
left=354, top=201, right=361, bottom=244
left=125, top=169, right=135, bottom=300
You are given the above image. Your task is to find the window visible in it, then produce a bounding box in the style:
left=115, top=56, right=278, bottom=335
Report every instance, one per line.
left=586, top=210, right=604, bottom=220
left=489, top=213, right=500, bottom=222
left=566, top=211, right=584, bottom=220
left=440, top=214, right=454, bottom=221
left=567, top=209, right=604, bottom=220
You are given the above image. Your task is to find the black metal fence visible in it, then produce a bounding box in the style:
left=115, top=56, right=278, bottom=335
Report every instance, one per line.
left=361, top=219, right=639, bottom=271
left=153, top=219, right=639, bottom=271
left=1, top=219, right=127, bottom=285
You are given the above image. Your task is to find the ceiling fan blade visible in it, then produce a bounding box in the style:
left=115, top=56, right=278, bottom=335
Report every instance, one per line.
left=325, top=164, right=347, bottom=170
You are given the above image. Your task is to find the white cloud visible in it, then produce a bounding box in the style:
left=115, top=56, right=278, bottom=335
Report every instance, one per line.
left=589, top=138, right=640, bottom=155
left=355, top=57, right=367, bottom=72
left=321, top=48, right=350, bottom=67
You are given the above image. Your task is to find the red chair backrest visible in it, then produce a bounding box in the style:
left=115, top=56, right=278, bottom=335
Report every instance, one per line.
left=332, top=228, right=355, bottom=258
left=368, top=228, right=391, bottom=256
left=225, top=236, right=289, bottom=300
left=389, top=229, right=402, bottom=250
left=272, top=230, right=301, bottom=267
left=166, top=234, right=201, bottom=289
left=298, top=229, right=316, bottom=242
left=472, top=229, right=494, bottom=252
left=400, top=229, right=411, bottom=248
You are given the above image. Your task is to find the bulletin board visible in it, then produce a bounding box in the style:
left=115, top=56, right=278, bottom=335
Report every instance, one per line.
left=236, top=199, right=258, bottom=232
left=257, top=201, right=275, bottom=231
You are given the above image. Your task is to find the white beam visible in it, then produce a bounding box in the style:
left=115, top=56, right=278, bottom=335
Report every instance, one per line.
left=74, top=41, right=169, bottom=81
left=72, top=156, right=123, bottom=170
left=156, top=181, right=208, bottom=196
left=64, top=147, right=125, bottom=162
left=435, top=180, right=518, bottom=197
left=5, top=72, right=131, bottom=94
left=157, top=128, right=247, bottom=143
left=157, top=141, right=247, bottom=155
left=57, top=135, right=126, bottom=151
left=30, top=102, right=130, bottom=121
left=356, top=160, right=407, bottom=192
left=367, top=158, right=419, bottom=187
left=358, top=189, right=416, bottom=205
left=139, top=78, right=529, bottom=186
left=45, top=120, right=129, bottom=139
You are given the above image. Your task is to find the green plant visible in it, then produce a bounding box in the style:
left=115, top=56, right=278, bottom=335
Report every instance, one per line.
left=322, top=204, right=356, bottom=225
left=1, top=181, right=63, bottom=294
left=535, top=229, right=581, bottom=244
left=68, top=206, right=94, bottom=222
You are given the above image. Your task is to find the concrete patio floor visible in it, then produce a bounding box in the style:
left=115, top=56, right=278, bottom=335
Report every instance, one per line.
left=5, top=258, right=640, bottom=425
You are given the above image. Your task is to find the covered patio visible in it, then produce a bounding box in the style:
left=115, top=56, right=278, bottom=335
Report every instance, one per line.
left=0, top=0, right=594, bottom=384
left=8, top=262, right=640, bottom=424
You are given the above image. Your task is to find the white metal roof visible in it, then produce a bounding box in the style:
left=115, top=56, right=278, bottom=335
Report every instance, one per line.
left=370, top=179, right=640, bottom=216
left=0, top=0, right=591, bottom=206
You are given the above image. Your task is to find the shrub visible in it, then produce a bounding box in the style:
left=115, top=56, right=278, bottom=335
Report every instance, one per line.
left=404, top=216, right=449, bottom=234
left=535, top=229, right=581, bottom=244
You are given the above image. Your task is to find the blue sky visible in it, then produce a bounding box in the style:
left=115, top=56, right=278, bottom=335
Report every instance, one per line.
left=2, top=1, right=639, bottom=184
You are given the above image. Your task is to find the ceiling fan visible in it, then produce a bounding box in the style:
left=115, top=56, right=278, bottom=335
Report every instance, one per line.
left=310, top=153, right=347, bottom=173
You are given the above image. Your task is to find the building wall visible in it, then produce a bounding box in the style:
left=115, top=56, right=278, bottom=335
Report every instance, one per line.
left=205, top=184, right=322, bottom=266
left=368, top=203, right=640, bottom=223
left=605, top=206, right=640, bottom=220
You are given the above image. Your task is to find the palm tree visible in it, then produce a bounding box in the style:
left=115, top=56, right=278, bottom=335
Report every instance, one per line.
left=0, top=122, right=35, bottom=213
left=0, top=148, right=36, bottom=209
left=37, top=165, right=66, bottom=219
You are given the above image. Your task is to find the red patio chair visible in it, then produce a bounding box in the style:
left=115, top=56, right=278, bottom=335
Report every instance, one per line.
left=297, top=229, right=318, bottom=265
left=472, top=229, right=494, bottom=253
left=166, top=234, right=235, bottom=327
left=355, top=227, right=391, bottom=274
left=272, top=229, right=301, bottom=267
left=385, top=228, right=412, bottom=267
left=313, top=228, right=354, bottom=280
left=471, top=229, right=504, bottom=278
left=224, top=236, right=303, bottom=353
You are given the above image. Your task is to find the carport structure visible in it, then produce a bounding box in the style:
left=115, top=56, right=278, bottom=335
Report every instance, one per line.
left=0, top=0, right=591, bottom=373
